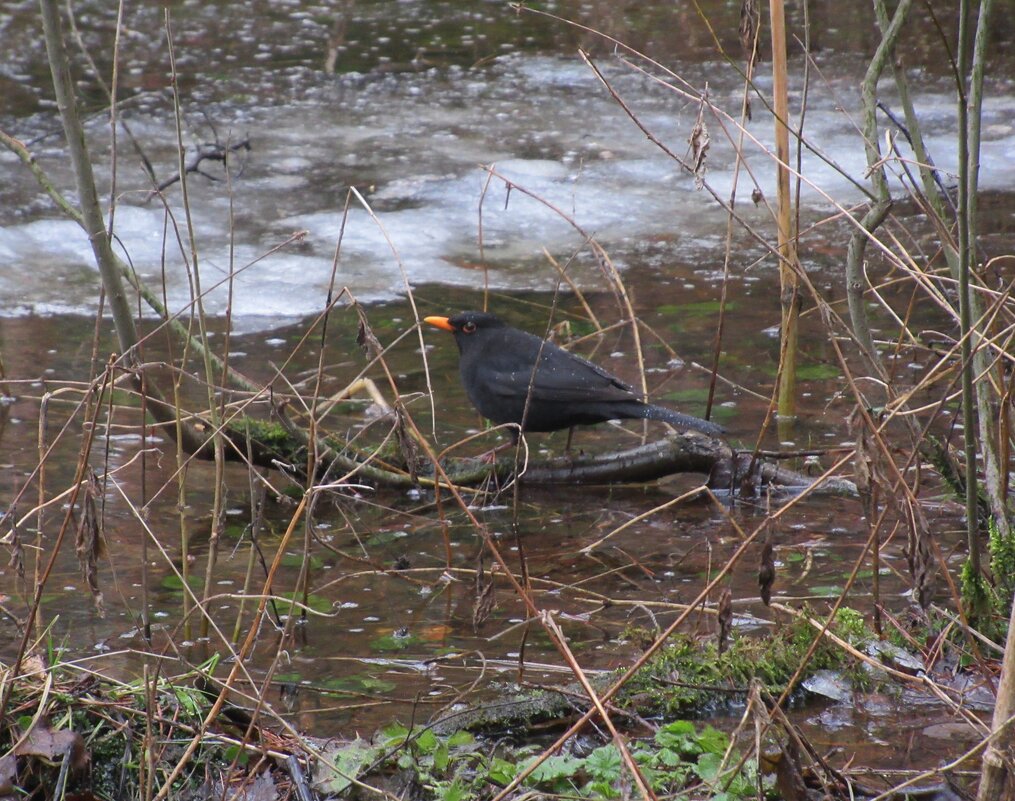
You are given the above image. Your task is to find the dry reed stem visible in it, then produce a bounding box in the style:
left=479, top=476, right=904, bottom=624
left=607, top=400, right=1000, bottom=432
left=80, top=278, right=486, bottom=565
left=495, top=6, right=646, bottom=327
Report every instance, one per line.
left=543, top=610, right=657, bottom=800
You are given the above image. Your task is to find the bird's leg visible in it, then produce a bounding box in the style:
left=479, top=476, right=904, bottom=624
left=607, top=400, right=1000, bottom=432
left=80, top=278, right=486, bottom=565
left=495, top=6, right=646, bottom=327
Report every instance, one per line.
left=476, top=441, right=511, bottom=463
left=476, top=426, right=521, bottom=463
left=564, top=426, right=575, bottom=454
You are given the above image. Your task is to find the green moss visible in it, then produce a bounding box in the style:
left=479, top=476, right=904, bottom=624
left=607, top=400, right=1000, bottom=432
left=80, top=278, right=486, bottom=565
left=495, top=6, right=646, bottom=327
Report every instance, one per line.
left=833, top=607, right=868, bottom=640
left=619, top=614, right=866, bottom=718
left=961, top=557, right=991, bottom=629
left=228, top=417, right=291, bottom=444
left=989, top=516, right=1015, bottom=613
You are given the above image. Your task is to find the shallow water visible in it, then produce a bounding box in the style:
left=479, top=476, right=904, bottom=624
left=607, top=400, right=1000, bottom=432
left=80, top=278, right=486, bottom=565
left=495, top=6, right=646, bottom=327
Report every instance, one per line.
left=0, top=285, right=971, bottom=772
left=0, top=0, right=1011, bottom=787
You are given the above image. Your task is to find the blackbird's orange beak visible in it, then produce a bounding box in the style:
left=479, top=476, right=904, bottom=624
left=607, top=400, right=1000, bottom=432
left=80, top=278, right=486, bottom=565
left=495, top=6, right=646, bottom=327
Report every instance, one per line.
left=424, top=315, right=455, bottom=332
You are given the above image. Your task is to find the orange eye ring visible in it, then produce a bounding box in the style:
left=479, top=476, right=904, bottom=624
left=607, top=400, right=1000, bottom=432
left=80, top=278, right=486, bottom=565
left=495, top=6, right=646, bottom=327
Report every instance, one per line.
left=462, top=321, right=477, bottom=333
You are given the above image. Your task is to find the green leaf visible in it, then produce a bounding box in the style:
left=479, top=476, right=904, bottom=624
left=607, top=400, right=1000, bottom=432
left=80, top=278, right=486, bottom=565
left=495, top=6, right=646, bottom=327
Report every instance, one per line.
left=585, top=745, right=622, bottom=782
left=658, top=300, right=730, bottom=317
left=415, top=729, right=439, bottom=754
left=439, top=778, right=467, bottom=801
left=380, top=722, right=410, bottom=746
left=639, top=763, right=660, bottom=791
left=224, top=744, right=249, bottom=766
left=433, top=741, right=450, bottom=772
left=160, top=573, right=202, bottom=592
left=586, top=779, right=621, bottom=798
left=323, top=674, right=397, bottom=694
left=527, top=754, right=582, bottom=783
left=661, top=387, right=711, bottom=403
left=656, top=748, right=686, bottom=768
left=447, top=731, right=475, bottom=748
left=364, top=529, right=409, bottom=547
left=487, top=757, right=516, bottom=785
left=315, top=738, right=379, bottom=795
left=694, top=726, right=729, bottom=756
left=173, top=687, right=205, bottom=716
left=654, top=720, right=696, bottom=751
left=694, top=752, right=723, bottom=782
left=796, top=362, right=841, bottom=380
left=278, top=591, right=333, bottom=614
left=280, top=552, right=324, bottom=569
left=724, top=765, right=756, bottom=796
left=370, top=631, right=419, bottom=652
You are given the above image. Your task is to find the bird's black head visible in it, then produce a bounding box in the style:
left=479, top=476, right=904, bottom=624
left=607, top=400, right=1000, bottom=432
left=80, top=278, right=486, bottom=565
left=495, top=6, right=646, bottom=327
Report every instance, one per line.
left=424, top=311, right=506, bottom=337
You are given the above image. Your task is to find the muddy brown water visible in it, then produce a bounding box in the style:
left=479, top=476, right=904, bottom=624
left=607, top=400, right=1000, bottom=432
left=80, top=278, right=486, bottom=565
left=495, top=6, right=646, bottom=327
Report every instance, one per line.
left=1, top=0, right=1012, bottom=785
left=0, top=265, right=978, bottom=777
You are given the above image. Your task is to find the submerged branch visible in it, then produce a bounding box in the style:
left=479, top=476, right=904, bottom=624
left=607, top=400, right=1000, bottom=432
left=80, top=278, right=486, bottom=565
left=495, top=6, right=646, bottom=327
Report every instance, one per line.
left=206, top=416, right=855, bottom=497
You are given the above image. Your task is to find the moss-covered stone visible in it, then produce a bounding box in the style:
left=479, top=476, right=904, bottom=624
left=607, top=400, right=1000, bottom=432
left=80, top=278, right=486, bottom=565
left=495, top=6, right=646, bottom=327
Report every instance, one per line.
left=616, top=614, right=860, bottom=718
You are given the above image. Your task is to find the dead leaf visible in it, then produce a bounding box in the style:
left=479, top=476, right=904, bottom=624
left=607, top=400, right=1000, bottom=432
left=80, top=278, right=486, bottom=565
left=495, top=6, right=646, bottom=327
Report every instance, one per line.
left=15, top=722, right=88, bottom=771
left=229, top=769, right=277, bottom=801
left=717, top=587, right=733, bottom=654
left=739, top=0, right=760, bottom=71
left=0, top=753, right=16, bottom=795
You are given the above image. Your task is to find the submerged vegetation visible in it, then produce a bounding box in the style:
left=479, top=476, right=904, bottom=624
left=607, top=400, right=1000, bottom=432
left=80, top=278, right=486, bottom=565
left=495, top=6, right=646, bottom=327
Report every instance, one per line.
left=1, top=0, right=1013, bottom=798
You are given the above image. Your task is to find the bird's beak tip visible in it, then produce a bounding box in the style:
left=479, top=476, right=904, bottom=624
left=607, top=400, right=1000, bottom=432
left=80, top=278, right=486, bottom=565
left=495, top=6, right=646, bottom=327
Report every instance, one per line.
left=424, top=315, right=454, bottom=332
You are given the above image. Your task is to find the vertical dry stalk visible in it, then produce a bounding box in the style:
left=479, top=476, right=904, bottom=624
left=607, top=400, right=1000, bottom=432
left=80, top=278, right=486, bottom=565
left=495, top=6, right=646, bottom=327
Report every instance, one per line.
left=40, top=0, right=212, bottom=646
left=968, top=0, right=1011, bottom=792
left=844, top=0, right=902, bottom=382
left=35, top=393, right=48, bottom=633
left=877, top=0, right=1009, bottom=551
left=768, top=0, right=799, bottom=422
left=707, top=0, right=760, bottom=423
left=39, top=0, right=138, bottom=356
left=956, top=0, right=982, bottom=593
left=163, top=12, right=226, bottom=641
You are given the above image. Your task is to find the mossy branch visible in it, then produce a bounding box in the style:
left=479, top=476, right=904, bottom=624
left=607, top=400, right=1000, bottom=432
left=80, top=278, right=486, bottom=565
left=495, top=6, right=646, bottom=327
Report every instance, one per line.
left=217, top=417, right=854, bottom=496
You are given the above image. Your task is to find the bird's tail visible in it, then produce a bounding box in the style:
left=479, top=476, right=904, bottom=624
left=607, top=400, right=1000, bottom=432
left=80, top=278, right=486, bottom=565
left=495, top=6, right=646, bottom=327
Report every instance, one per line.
left=640, top=404, right=725, bottom=437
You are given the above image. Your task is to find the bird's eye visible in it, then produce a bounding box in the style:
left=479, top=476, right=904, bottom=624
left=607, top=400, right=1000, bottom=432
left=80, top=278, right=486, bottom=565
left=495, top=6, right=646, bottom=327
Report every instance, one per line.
left=462, top=321, right=477, bottom=333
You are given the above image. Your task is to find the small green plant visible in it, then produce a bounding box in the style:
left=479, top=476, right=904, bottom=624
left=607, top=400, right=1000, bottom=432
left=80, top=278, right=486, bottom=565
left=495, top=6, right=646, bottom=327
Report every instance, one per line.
left=832, top=607, right=868, bottom=641
left=989, top=516, right=1015, bottom=614
left=961, top=555, right=992, bottom=631
left=959, top=515, right=1015, bottom=644
left=316, top=719, right=764, bottom=799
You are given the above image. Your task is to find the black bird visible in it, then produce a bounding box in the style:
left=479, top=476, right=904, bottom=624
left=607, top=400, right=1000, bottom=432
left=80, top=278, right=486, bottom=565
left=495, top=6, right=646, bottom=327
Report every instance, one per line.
left=424, top=311, right=724, bottom=443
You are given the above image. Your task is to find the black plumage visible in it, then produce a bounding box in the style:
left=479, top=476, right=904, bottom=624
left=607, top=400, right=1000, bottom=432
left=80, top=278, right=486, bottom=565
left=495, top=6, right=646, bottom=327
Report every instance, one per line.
left=425, top=311, right=724, bottom=439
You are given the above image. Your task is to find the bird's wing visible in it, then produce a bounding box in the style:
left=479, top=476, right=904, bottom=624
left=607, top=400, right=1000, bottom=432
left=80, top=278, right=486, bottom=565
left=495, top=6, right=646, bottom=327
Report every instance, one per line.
left=471, top=331, right=639, bottom=403
left=485, top=359, right=637, bottom=404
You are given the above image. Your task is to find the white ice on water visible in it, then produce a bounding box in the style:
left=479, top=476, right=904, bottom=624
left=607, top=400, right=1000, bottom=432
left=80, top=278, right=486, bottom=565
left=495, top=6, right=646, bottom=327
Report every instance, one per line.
left=2, top=55, right=1013, bottom=331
